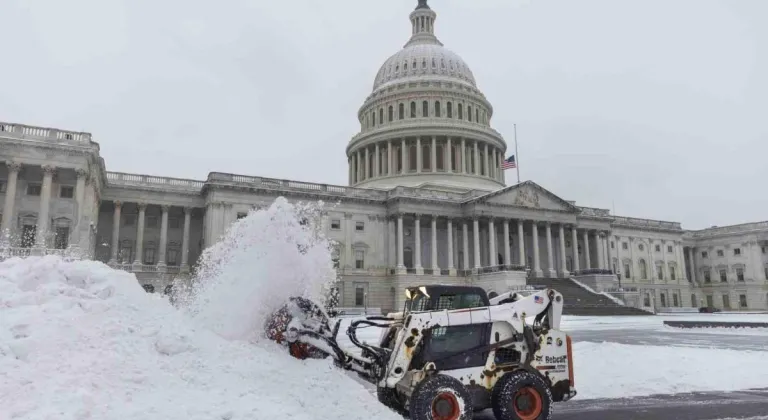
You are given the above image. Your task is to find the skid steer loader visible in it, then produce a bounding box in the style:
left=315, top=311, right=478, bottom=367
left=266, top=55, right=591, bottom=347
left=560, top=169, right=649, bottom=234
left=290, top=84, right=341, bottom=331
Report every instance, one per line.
left=265, top=285, right=577, bottom=420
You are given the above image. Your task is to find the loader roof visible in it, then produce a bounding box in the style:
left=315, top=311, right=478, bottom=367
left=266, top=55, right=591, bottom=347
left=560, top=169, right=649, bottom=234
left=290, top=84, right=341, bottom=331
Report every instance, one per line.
left=404, top=285, right=490, bottom=312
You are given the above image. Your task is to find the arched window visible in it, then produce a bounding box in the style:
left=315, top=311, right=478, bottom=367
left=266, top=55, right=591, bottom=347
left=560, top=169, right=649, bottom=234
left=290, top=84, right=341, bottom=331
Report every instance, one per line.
left=434, top=101, right=441, bottom=117
left=410, top=102, right=416, bottom=118
left=447, top=102, right=453, bottom=118
left=468, top=106, right=473, bottom=122
left=458, top=104, right=463, bottom=120
left=372, top=111, right=376, bottom=127
left=422, top=101, right=429, bottom=117
left=476, top=108, right=479, bottom=123
left=422, top=144, right=430, bottom=170
left=398, top=103, right=405, bottom=120
left=388, top=106, right=394, bottom=122
left=639, top=259, right=648, bottom=279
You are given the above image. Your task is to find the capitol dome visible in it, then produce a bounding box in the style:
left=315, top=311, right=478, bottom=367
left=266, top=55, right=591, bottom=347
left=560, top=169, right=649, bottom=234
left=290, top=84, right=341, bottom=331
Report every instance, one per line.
left=346, top=0, right=509, bottom=192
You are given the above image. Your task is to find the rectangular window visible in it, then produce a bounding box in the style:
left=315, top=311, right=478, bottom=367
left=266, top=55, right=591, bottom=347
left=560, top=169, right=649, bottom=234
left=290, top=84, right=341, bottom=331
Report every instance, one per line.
left=719, top=269, right=727, bottom=282
left=736, top=268, right=744, bottom=281
left=143, top=248, right=156, bottom=265
left=739, top=294, right=748, bottom=308
left=701, top=251, right=708, bottom=258
left=21, top=225, right=36, bottom=248
left=169, top=218, right=181, bottom=229
left=670, top=269, right=676, bottom=281
left=330, top=219, right=341, bottom=230
left=657, top=265, right=664, bottom=280
left=167, top=249, right=179, bottom=266
left=623, top=263, right=631, bottom=277
left=667, top=245, right=673, bottom=253
left=734, top=248, right=741, bottom=256
left=355, top=250, right=365, bottom=269
left=706, top=295, right=714, bottom=307
left=59, top=186, right=74, bottom=198
left=124, top=214, right=136, bottom=226
left=655, top=245, right=661, bottom=252
left=27, top=184, right=41, bottom=196
left=0, top=181, right=7, bottom=193
left=146, top=216, right=158, bottom=228
left=610, top=241, right=615, bottom=249
left=704, top=270, right=711, bottom=283
left=355, top=221, right=364, bottom=232
left=54, top=226, right=69, bottom=249
left=717, top=250, right=724, bottom=257
left=672, top=294, right=679, bottom=307
left=622, top=242, right=628, bottom=250
left=354, top=284, right=366, bottom=307
left=722, top=294, right=730, bottom=309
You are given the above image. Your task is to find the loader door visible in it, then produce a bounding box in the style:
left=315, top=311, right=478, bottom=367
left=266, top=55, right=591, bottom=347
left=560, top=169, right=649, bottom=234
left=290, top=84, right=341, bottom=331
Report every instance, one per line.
left=411, top=323, right=492, bottom=371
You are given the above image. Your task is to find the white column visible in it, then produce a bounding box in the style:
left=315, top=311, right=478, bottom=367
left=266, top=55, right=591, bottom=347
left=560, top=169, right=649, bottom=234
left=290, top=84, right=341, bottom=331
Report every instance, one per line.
left=401, top=139, right=407, bottom=173
left=387, top=140, right=393, bottom=176
left=374, top=143, right=380, bottom=177
left=606, top=233, right=614, bottom=273
left=157, top=205, right=169, bottom=268
left=364, top=148, right=369, bottom=179
left=431, top=136, right=437, bottom=173
left=431, top=216, right=438, bottom=273
left=503, top=220, right=511, bottom=266
left=447, top=219, right=455, bottom=274
left=517, top=220, right=525, bottom=266
left=596, top=234, right=604, bottom=269
left=559, top=224, right=569, bottom=278
left=70, top=168, right=88, bottom=248
left=488, top=218, right=496, bottom=266
left=687, top=247, right=696, bottom=282
left=545, top=222, right=555, bottom=277
left=484, top=143, right=490, bottom=177
left=397, top=215, right=405, bottom=271
left=532, top=222, right=542, bottom=277
left=109, top=201, right=122, bottom=263
left=676, top=242, right=686, bottom=281
left=583, top=230, right=591, bottom=269
left=357, top=151, right=362, bottom=181
left=1, top=161, right=22, bottom=243
left=446, top=138, right=452, bottom=172
left=414, top=215, right=423, bottom=273
left=462, top=220, right=469, bottom=271
left=416, top=137, right=422, bottom=173
left=473, top=141, right=480, bottom=175
left=461, top=138, right=467, bottom=174
left=180, top=207, right=192, bottom=272
left=35, top=164, right=55, bottom=247
left=661, top=240, right=669, bottom=280
left=473, top=217, right=481, bottom=269
left=571, top=227, right=580, bottom=273
left=133, top=203, right=147, bottom=267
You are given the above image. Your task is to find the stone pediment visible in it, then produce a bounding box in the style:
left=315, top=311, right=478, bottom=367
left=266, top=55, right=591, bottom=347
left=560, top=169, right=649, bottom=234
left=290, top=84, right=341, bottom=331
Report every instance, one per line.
left=470, top=181, right=577, bottom=212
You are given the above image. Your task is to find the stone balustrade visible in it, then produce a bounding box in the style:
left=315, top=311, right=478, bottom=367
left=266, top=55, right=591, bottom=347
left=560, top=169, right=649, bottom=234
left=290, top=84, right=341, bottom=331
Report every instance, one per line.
left=612, top=216, right=682, bottom=231
left=350, top=117, right=504, bottom=143
left=0, top=121, right=92, bottom=144
left=107, top=172, right=205, bottom=192
left=688, top=221, right=768, bottom=238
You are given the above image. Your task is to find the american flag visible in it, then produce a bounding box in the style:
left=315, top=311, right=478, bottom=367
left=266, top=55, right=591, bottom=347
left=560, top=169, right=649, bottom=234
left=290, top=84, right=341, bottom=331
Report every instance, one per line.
left=502, top=155, right=516, bottom=170
left=534, top=295, right=544, bottom=304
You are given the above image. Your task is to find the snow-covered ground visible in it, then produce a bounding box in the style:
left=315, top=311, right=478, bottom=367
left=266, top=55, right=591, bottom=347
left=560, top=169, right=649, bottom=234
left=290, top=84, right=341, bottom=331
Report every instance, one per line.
left=0, top=199, right=402, bottom=420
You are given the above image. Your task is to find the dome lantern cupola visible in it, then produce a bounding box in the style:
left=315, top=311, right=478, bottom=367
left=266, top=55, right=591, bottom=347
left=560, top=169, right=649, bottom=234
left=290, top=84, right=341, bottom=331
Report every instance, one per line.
left=407, top=0, right=441, bottom=48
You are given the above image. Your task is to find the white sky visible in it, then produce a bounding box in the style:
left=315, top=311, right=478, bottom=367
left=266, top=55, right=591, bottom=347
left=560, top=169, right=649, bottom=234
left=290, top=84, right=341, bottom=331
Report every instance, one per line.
left=1, top=0, right=765, bottom=230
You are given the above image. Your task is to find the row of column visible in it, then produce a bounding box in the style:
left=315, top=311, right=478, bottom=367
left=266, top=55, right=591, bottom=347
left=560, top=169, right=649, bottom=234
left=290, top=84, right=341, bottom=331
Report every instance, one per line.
left=349, top=137, right=505, bottom=184
left=108, top=201, right=192, bottom=271
left=1, top=161, right=87, bottom=248
left=393, top=214, right=608, bottom=277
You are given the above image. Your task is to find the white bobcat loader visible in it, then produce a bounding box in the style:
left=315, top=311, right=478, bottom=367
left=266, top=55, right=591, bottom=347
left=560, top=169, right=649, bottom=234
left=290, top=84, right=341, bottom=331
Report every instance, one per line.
left=265, top=285, right=576, bottom=420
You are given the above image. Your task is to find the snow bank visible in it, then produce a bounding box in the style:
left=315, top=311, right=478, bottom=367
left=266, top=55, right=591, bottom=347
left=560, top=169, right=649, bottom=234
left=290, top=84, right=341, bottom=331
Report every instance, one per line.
left=574, top=341, right=768, bottom=400
left=0, top=198, right=401, bottom=420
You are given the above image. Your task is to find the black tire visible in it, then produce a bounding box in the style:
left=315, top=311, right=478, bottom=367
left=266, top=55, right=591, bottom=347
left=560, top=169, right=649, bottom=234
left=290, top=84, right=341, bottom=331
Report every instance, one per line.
left=377, top=387, right=408, bottom=418
left=491, top=370, right=553, bottom=420
left=409, top=374, right=473, bottom=420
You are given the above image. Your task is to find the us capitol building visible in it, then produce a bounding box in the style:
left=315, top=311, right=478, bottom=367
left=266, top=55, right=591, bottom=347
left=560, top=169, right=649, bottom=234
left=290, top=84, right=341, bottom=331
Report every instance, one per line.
left=1, top=1, right=766, bottom=313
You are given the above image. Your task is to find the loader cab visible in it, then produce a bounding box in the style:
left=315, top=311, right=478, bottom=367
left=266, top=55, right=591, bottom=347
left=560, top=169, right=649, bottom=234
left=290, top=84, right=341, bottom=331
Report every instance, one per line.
left=403, top=285, right=490, bottom=314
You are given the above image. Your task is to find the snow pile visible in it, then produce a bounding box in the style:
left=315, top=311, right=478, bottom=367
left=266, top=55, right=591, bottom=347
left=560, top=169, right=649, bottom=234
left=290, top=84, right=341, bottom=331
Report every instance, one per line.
left=0, top=198, right=400, bottom=420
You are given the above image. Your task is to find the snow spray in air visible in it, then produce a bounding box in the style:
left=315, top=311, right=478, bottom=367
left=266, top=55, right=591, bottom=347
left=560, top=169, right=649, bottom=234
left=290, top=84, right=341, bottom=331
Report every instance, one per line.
left=177, top=197, right=339, bottom=342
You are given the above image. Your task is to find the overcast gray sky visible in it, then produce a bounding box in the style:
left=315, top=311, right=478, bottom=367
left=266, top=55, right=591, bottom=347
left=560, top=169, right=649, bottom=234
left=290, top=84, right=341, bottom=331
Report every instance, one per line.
left=1, top=0, right=765, bottom=230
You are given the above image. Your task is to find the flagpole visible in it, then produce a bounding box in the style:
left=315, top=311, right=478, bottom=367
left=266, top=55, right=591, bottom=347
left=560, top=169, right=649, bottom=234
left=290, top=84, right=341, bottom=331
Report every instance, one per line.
left=514, top=123, right=520, bottom=184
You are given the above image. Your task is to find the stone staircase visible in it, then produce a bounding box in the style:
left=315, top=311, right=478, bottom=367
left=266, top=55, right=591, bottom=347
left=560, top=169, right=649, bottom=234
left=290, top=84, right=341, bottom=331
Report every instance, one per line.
left=527, top=277, right=650, bottom=316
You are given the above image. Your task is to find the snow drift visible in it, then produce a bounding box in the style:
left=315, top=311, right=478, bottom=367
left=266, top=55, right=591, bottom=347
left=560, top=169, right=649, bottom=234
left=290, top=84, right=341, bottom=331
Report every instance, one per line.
left=0, top=198, right=400, bottom=420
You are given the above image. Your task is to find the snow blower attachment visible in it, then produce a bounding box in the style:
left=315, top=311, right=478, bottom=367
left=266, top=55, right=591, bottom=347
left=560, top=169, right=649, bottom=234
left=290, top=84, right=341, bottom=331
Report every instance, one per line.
left=265, top=286, right=577, bottom=420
